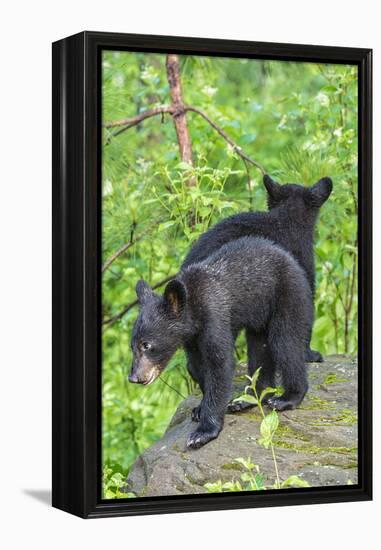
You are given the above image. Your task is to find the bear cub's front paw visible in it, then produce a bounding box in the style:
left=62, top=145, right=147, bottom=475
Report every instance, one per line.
left=267, top=394, right=303, bottom=411
left=186, top=424, right=221, bottom=449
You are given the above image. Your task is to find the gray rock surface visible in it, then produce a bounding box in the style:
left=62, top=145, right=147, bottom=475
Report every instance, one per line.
left=126, top=355, right=358, bottom=496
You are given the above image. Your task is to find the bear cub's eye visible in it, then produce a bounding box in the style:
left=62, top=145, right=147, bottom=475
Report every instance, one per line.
left=142, top=341, right=151, bottom=351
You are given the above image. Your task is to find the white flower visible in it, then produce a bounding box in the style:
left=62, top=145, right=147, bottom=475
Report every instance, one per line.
left=113, top=73, right=125, bottom=87
left=103, top=179, right=113, bottom=197
left=202, top=86, right=217, bottom=97
left=277, top=115, right=288, bottom=130
left=315, top=92, right=330, bottom=107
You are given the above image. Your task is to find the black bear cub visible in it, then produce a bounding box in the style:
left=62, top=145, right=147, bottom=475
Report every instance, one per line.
left=130, top=236, right=313, bottom=449
left=183, top=174, right=333, bottom=363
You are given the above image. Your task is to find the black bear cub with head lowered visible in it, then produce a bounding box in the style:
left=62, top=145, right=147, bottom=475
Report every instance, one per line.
left=130, top=236, right=313, bottom=449
left=183, top=174, right=333, bottom=363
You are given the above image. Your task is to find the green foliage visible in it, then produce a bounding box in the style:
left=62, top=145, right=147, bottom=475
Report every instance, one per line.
left=204, top=458, right=310, bottom=493
left=102, top=52, right=357, bottom=497
left=238, top=370, right=283, bottom=488
left=205, top=374, right=310, bottom=492
left=102, top=466, right=135, bottom=499
left=204, top=458, right=265, bottom=493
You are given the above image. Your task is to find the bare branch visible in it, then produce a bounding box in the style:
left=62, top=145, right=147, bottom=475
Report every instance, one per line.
left=102, top=236, right=141, bottom=274
left=102, top=219, right=168, bottom=274
left=242, top=158, right=253, bottom=210
left=102, top=275, right=175, bottom=328
left=103, top=104, right=266, bottom=176
left=104, top=105, right=174, bottom=129
left=346, top=248, right=357, bottom=315
left=104, top=106, right=174, bottom=141
left=185, top=105, right=265, bottom=175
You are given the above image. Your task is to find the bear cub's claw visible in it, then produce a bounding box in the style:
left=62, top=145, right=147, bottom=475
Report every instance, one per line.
left=191, top=405, right=201, bottom=422
left=306, top=348, right=323, bottom=363
left=187, top=426, right=220, bottom=449
left=267, top=395, right=300, bottom=412
left=227, top=400, right=254, bottom=413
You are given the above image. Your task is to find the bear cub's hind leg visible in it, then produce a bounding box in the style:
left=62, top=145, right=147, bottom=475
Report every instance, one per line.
left=227, top=330, right=276, bottom=413
left=267, top=325, right=308, bottom=411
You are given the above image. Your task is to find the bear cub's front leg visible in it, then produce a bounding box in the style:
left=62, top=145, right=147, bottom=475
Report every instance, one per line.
left=187, top=338, right=233, bottom=449
left=187, top=398, right=225, bottom=449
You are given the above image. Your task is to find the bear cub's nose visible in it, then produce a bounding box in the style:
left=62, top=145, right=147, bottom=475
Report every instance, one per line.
left=128, top=372, right=139, bottom=383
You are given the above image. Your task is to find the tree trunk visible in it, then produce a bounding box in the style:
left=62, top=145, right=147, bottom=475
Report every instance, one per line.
left=166, top=54, right=195, bottom=184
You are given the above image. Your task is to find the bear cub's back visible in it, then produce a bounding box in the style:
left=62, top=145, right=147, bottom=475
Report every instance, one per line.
left=180, top=236, right=311, bottom=315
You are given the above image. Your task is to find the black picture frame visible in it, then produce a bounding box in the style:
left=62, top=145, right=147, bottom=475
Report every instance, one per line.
left=52, top=31, right=372, bottom=519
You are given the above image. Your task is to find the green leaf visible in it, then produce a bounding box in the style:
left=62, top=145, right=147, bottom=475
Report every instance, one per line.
left=259, top=410, right=279, bottom=448
left=321, top=85, right=338, bottom=92
left=313, top=316, right=333, bottom=337
left=240, top=132, right=257, bottom=144
left=259, top=387, right=278, bottom=403
left=233, top=394, right=258, bottom=405
left=234, top=457, right=256, bottom=470
left=158, top=221, right=176, bottom=232
left=204, top=481, right=223, bottom=493
left=250, top=368, right=261, bottom=390
left=240, top=473, right=252, bottom=482
left=281, top=475, right=310, bottom=488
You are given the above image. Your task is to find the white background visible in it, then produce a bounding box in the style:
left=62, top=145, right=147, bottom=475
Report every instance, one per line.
left=0, top=0, right=378, bottom=548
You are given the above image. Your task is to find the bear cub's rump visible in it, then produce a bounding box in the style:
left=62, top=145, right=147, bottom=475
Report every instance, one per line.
left=130, top=236, right=313, bottom=449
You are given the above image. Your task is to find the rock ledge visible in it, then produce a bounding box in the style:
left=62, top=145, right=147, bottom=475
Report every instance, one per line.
left=126, top=355, right=358, bottom=496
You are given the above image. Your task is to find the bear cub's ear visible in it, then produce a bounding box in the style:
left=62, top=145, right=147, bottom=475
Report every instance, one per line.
left=164, top=279, right=187, bottom=316
left=263, top=174, right=282, bottom=200
left=136, top=279, right=153, bottom=304
left=308, top=177, right=333, bottom=207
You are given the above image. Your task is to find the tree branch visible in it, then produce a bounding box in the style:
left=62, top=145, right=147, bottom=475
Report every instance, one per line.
left=104, top=103, right=266, bottom=176
left=102, top=274, right=175, bottom=328
left=104, top=105, right=174, bottom=141
left=104, top=105, right=174, bottom=129
left=102, top=234, right=143, bottom=274
left=184, top=105, right=265, bottom=175
left=102, top=218, right=168, bottom=274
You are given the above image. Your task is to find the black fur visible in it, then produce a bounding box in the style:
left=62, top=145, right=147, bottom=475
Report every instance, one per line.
left=130, top=236, right=313, bottom=449
left=183, top=174, right=332, bottom=362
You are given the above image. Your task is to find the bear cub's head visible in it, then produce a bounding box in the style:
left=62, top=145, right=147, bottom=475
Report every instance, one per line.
left=263, top=174, right=333, bottom=211
left=129, top=279, right=187, bottom=385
